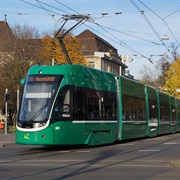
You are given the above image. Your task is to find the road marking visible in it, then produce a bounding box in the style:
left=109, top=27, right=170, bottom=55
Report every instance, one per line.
left=25, top=160, right=84, bottom=162
left=58, top=151, right=71, bottom=153
left=0, top=141, right=14, bottom=143
left=163, top=142, right=179, bottom=145
left=76, top=150, right=91, bottom=153
left=138, top=149, right=160, bottom=152
left=116, top=143, right=135, bottom=146
left=1, top=163, right=170, bottom=168
left=58, top=150, right=91, bottom=153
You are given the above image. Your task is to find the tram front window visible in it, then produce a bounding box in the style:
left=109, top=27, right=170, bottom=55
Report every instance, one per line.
left=52, top=86, right=71, bottom=120
left=18, top=75, right=62, bottom=124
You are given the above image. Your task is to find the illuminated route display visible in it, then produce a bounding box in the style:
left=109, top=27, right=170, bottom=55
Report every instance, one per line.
left=29, top=76, right=56, bottom=82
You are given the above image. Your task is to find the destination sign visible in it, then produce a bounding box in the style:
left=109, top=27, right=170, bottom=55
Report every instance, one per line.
left=29, top=76, right=56, bottom=82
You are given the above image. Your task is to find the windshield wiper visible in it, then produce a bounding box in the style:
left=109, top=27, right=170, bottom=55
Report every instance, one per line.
left=29, top=104, right=49, bottom=122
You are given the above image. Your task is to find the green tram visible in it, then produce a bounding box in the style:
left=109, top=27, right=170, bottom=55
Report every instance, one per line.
left=16, top=64, right=180, bottom=146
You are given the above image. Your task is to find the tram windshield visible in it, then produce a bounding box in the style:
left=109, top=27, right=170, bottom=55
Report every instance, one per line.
left=18, top=75, right=62, bottom=123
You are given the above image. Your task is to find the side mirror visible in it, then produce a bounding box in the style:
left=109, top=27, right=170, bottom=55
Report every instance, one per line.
left=20, top=78, right=25, bottom=85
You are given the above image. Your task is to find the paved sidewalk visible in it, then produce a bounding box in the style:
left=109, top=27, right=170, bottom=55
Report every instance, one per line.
left=0, top=133, right=16, bottom=147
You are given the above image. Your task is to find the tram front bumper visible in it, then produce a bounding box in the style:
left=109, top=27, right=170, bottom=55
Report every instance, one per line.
left=16, top=128, right=54, bottom=145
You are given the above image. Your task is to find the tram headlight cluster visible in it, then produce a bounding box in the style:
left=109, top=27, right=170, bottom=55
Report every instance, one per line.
left=17, top=123, right=22, bottom=127
left=40, top=122, right=46, bottom=127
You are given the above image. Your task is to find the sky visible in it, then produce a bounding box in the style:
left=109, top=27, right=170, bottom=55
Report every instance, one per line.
left=0, top=0, right=180, bottom=79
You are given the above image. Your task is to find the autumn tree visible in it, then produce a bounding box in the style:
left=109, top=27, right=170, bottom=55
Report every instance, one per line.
left=161, top=58, right=180, bottom=98
left=40, top=34, right=86, bottom=65
left=0, top=24, right=42, bottom=120
left=139, top=65, right=161, bottom=88
left=139, top=43, right=179, bottom=89
left=0, top=24, right=87, bottom=122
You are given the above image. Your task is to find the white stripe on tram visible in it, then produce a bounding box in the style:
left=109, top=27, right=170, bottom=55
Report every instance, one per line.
left=72, top=120, right=117, bottom=123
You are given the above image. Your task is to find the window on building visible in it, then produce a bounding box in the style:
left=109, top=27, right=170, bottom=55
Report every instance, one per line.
left=82, top=44, right=87, bottom=50
left=102, top=60, right=108, bottom=71
left=89, top=61, right=95, bottom=68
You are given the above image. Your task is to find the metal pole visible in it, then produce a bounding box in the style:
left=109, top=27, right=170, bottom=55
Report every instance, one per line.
left=5, top=89, right=8, bottom=135
left=55, top=15, right=89, bottom=65
left=58, top=37, right=72, bottom=64
left=17, top=89, right=19, bottom=114
left=5, top=101, right=7, bottom=135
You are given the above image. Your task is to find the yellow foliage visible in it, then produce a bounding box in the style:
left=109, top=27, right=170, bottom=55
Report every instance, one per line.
left=162, top=58, right=180, bottom=98
left=40, top=35, right=86, bottom=65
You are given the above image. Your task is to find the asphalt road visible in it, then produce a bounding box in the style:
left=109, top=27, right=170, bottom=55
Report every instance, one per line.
left=0, top=133, right=180, bottom=180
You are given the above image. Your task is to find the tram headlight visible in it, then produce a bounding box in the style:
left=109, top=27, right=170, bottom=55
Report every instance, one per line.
left=40, top=122, right=46, bottom=127
left=17, top=123, right=22, bottom=127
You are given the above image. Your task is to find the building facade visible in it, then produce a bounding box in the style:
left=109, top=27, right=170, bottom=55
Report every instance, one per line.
left=76, top=29, right=128, bottom=77
left=0, top=21, right=132, bottom=78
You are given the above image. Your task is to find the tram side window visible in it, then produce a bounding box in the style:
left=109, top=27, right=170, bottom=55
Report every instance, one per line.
left=122, top=94, right=146, bottom=121
left=87, top=90, right=101, bottom=119
left=149, top=100, right=158, bottom=120
left=73, top=87, right=86, bottom=120
left=160, top=104, right=170, bottom=121
left=172, top=105, right=176, bottom=121
left=73, top=87, right=116, bottom=120
left=102, top=92, right=116, bottom=119
left=52, top=86, right=72, bottom=120
left=178, top=106, right=180, bottom=124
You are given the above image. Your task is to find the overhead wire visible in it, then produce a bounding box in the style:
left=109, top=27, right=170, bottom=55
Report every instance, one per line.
left=20, top=0, right=172, bottom=64
left=36, top=0, right=70, bottom=15
left=130, top=0, right=169, bottom=63
left=130, top=0, right=163, bottom=42
left=22, top=0, right=88, bottom=35
left=37, top=0, right=90, bottom=36
left=53, top=0, right=94, bottom=36
left=52, top=0, right=154, bottom=61
left=137, top=0, right=180, bottom=46
left=0, top=7, right=58, bottom=24
left=55, top=0, right=81, bottom=15
left=130, top=0, right=171, bottom=55
left=93, top=24, right=162, bottom=45
left=35, top=0, right=62, bottom=26
left=163, top=10, right=180, bottom=19
left=92, top=22, right=150, bottom=60
left=20, top=0, right=65, bottom=23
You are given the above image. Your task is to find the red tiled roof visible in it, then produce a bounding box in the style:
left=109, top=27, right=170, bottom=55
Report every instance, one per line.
left=76, top=29, right=118, bottom=55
